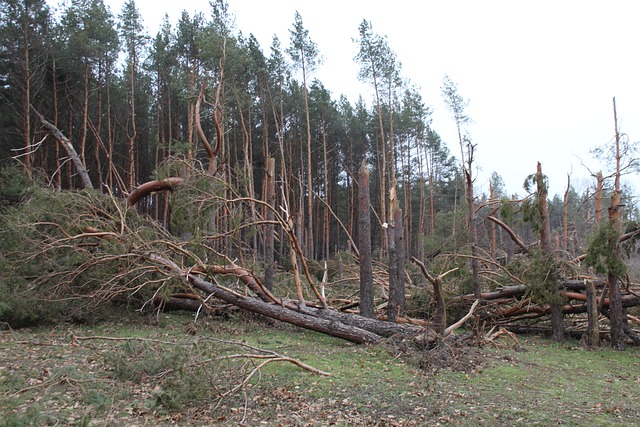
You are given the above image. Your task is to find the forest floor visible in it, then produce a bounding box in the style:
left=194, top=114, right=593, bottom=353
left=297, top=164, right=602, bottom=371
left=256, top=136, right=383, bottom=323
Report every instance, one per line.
left=1, top=310, right=640, bottom=426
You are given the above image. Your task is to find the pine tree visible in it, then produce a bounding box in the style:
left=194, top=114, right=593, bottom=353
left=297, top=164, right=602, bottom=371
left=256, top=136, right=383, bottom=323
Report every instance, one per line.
left=287, top=11, right=320, bottom=259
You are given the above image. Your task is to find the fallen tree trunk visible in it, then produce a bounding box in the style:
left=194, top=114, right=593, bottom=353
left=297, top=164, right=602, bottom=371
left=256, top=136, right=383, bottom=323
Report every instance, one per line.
left=150, top=254, right=383, bottom=344
left=300, top=306, right=423, bottom=338
left=560, top=291, right=640, bottom=308
left=481, top=285, right=528, bottom=300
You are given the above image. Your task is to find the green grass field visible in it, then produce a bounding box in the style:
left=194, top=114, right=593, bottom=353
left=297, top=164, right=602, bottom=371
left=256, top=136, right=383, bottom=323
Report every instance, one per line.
left=1, top=311, right=639, bottom=426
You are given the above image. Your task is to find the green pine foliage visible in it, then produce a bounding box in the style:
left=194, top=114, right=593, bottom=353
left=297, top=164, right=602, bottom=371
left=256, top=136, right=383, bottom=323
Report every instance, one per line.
left=0, top=170, right=164, bottom=327
left=585, top=220, right=626, bottom=277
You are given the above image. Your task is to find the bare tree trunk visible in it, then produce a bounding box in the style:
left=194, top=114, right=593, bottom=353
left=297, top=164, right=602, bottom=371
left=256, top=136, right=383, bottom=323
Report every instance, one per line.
left=394, top=208, right=405, bottom=317
left=584, top=280, right=600, bottom=347
left=489, top=182, right=497, bottom=266
left=127, top=56, right=137, bottom=192
left=536, top=162, right=564, bottom=341
left=31, top=106, right=93, bottom=190
left=464, top=144, right=480, bottom=299
left=358, top=162, right=374, bottom=318
left=562, top=174, right=570, bottom=252
left=80, top=60, right=89, bottom=168
left=301, top=70, right=314, bottom=260
left=595, top=171, right=604, bottom=224
left=374, top=88, right=387, bottom=253
left=51, top=52, right=61, bottom=190
left=412, top=257, right=448, bottom=335
left=21, top=11, right=31, bottom=175
left=264, top=157, right=276, bottom=291
left=608, top=97, right=625, bottom=350
left=322, top=125, right=330, bottom=260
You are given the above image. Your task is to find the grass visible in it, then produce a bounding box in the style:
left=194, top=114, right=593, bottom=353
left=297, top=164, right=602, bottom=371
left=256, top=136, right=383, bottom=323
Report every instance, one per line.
left=1, top=312, right=640, bottom=426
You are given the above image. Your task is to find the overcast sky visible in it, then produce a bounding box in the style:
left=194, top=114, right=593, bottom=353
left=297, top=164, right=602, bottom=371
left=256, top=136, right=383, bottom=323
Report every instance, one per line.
left=52, top=0, right=640, bottom=199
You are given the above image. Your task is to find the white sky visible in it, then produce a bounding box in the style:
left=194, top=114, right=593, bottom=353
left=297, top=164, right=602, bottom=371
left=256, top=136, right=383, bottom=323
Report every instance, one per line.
left=52, top=0, right=640, bottom=199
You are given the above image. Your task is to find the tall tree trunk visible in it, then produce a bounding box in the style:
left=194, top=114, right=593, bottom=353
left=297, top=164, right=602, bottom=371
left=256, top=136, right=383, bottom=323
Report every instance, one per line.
left=358, top=162, right=374, bottom=318
left=322, top=124, right=330, bottom=260
left=394, top=207, right=405, bottom=317
left=562, top=175, right=570, bottom=252
left=264, top=157, right=276, bottom=291
left=465, top=145, right=480, bottom=299
left=80, top=59, right=89, bottom=168
left=489, top=182, right=497, bottom=265
left=302, top=70, right=314, bottom=260
left=127, top=59, right=137, bottom=192
left=608, top=97, right=625, bottom=350
left=584, top=280, right=600, bottom=347
left=388, top=186, right=398, bottom=322
left=537, top=162, right=564, bottom=341
left=51, top=52, right=61, bottom=190
left=21, top=6, right=31, bottom=175
left=373, top=81, right=387, bottom=253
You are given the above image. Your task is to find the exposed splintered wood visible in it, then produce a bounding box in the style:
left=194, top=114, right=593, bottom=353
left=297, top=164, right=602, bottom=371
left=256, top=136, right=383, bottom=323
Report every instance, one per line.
left=31, top=105, right=94, bottom=190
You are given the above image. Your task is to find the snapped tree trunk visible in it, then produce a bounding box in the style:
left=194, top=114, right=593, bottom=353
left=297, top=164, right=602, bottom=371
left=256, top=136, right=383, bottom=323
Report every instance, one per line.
left=536, top=162, right=564, bottom=341
left=393, top=208, right=405, bottom=317
left=31, top=106, right=94, bottom=190
left=358, top=162, right=374, bottom=318
left=608, top=97, right=626, bottom=351
left=584, top=280, right=600, bottom=347
left=264, top=157, right=276, bottom=291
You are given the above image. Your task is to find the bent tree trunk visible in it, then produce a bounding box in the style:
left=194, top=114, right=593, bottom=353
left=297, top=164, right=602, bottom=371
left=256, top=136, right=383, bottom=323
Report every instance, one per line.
left=31, top=106, right=94, bottom=190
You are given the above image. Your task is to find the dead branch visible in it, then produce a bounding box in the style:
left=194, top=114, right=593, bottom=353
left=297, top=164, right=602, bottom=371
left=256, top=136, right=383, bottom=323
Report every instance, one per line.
left=444, top=299, right=479, bottom=338
left=70, top=335, right=178, bottom=346
left=31, top=105, right=93, bottom=190
left=486, top=215, right=529, bottom=254
left=411, top=256, right=456, bottom=334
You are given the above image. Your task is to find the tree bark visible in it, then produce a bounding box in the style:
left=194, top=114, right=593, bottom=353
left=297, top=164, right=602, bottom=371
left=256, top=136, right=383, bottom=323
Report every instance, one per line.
left=388, top=186, right=398, bottom=322
left=411, top=256, right=447, bottom=334
left=358, top=162, right=374, bottom=318
left=486, top=215, right=529, bottom=254
left=594, top=171, right=604, bottom=224
left=264, top=157, right=276, bottom=291
left=150, top=254, right=382, bottom=344
left=536, top=162, right=564, bottom=341
left=31, top=106, right=94, bottom=190
left=127, top=177, right=184, bottom=207
left=608, top=97, right=625, bottom=351
left=393, top=208, right=405, bottom=317
left=584, top=280, right=600, bottom=347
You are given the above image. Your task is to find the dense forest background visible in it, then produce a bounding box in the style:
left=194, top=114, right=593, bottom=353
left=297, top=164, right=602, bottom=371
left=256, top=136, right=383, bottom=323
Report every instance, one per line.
left=4, top=0, right=636, bottom=256
left=2, top=0, right=640, bottom=348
